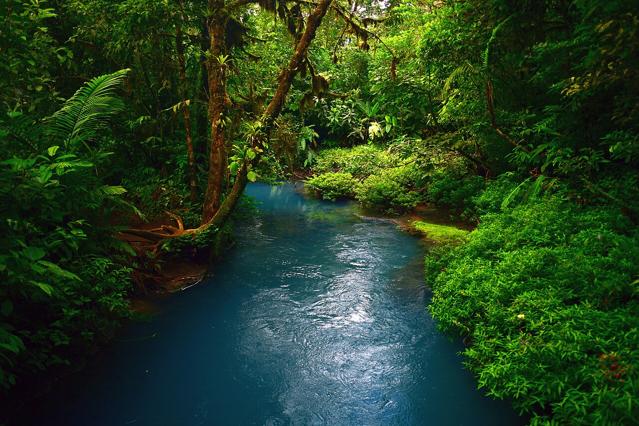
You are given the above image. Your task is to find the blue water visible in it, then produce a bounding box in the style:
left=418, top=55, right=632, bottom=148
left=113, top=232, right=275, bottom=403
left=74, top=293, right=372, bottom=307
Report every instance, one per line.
left=27, top=183, right=522, bottom=425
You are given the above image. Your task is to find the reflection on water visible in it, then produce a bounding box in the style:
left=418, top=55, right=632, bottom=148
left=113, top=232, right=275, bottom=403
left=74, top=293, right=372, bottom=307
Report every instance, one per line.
left=25, top=182, right=522, bottom=426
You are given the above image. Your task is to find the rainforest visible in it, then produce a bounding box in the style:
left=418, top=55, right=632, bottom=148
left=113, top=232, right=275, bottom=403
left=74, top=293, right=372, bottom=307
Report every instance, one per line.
left=1, top=0, right=638, bottom=425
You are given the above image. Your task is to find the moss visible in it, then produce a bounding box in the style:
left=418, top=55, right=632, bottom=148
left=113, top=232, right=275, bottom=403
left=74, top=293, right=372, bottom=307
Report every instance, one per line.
left=412, top=220, right=469, bottom=243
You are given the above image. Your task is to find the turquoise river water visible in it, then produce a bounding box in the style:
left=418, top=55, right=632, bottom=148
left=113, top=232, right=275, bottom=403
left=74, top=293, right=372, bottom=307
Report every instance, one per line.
left=26, top=183, right=523, bottom=425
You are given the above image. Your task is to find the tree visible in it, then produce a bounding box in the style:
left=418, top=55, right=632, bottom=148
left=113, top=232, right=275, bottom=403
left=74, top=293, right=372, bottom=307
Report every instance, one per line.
left=126, top=0, right=335, bottom=240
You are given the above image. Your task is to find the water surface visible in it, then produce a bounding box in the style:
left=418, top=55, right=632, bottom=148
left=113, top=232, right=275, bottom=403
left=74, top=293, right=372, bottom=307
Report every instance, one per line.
left=29, top=183, right=522, bottom=425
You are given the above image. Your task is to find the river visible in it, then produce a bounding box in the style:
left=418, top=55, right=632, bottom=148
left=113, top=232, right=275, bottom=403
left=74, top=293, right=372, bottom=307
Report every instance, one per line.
left=26, top=182, right=522, bottom=425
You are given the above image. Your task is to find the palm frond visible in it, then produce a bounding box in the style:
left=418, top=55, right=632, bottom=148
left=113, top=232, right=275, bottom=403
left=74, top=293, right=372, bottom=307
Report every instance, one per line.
left=48, top=69, right=130, bottom=146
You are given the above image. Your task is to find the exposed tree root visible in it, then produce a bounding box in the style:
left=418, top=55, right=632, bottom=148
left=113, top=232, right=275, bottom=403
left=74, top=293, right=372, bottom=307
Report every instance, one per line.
left=120, top=211, right=185, bottom=242
left=118, top=211, right=209, bottom=294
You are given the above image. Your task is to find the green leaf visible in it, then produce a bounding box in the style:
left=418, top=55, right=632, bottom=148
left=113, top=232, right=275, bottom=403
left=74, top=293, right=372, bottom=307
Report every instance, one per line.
left=2, top=158, right=36, bottom=171
left=110, top=239, right=137, bottom=257
left=247, top=171, right=257, bottom=182
left=246, top=149, right=256, bottom=160
left=101, top=185, right=127, bottom=195
left=35, top=167, right=53, bottom=184
left=29, top=281, right=54, bottom=296
left=48, top=69, right=130, bottom=145
left=22, top=247, right=46, bottom=261
left=0, top=328, right=23, bottom=354
left=37, top=261, right=81, bottom=281
left=47, top=146, right=60, bottom=156
left=229, top=162, right=239, bottom=175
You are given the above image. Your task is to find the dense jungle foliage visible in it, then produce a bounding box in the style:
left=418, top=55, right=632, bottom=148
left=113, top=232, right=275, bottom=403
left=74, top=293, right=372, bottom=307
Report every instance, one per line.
left=1, top=0, right=638, bottom=423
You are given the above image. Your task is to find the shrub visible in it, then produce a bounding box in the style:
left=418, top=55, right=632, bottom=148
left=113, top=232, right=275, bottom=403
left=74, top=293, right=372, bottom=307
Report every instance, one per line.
left=312, top=145, right=393, bottom=178
left=427, top=166, right=485, bottom=212
left=0, top=72, right=134, bottom=391
left=355, top=165, right=423, bottom=211
left=0, top=147, right=133, bottom=390
left=305, top=172, right=358, bottom=200
left=426, top=197, right=639, bottom=425
left=470, top=172, right=521, bottom=216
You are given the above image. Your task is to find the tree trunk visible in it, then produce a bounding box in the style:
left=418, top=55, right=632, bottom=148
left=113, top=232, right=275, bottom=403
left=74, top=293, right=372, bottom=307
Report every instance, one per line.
left=202, top=7, right=228, bottom=224
left=207, top=162, right=249, bottom=229
left=175, top=14, right=198, bottom=203
left=206, top=0, right=334, bottom=228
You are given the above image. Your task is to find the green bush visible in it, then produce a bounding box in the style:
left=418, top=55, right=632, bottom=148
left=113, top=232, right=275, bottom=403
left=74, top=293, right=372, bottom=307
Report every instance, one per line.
left=355, top=165, right=423, bottom=211
left=306, top=172, right=358, bottom=200
left=23, top=257, right=132, bottom=374
left=312, top=145, right=393, bottom=179
left=0, top=146, right=133, bottom=390
left=309, top=145, right=428, bottom=212
left=426, top=197, right=639, bottom=424
left=470, top=172, right=522, bottom=216
left=427, top=165, right=485, bottom=212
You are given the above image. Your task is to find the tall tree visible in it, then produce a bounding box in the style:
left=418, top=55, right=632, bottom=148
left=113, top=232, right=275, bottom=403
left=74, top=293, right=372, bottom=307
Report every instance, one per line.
left=200, top=0, right=335, bottom=224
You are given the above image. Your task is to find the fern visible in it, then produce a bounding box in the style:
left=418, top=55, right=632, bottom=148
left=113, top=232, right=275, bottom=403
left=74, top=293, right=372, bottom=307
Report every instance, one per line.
left=48, top=69, right=130, bottom=146
left=501, top=175, right=557, bottom=209
left=100, top=185, right=127, bottom=195
left=442, top=61, right=479, bottom=96
left=501, top=176, right=532, bottom=209
left=483, top=15, right=515, bottom=69
left=0, top=111, right=41, bottom=152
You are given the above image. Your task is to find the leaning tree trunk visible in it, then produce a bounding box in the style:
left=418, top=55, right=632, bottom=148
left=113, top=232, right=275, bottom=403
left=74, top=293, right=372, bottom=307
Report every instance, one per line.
left=175, top=13, right=198, bottom=203
left=205, top=0, right=335, bottom=228
left=202, top=7, right=229, bottom=224
left=262, top=0, right=333, bottom=127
